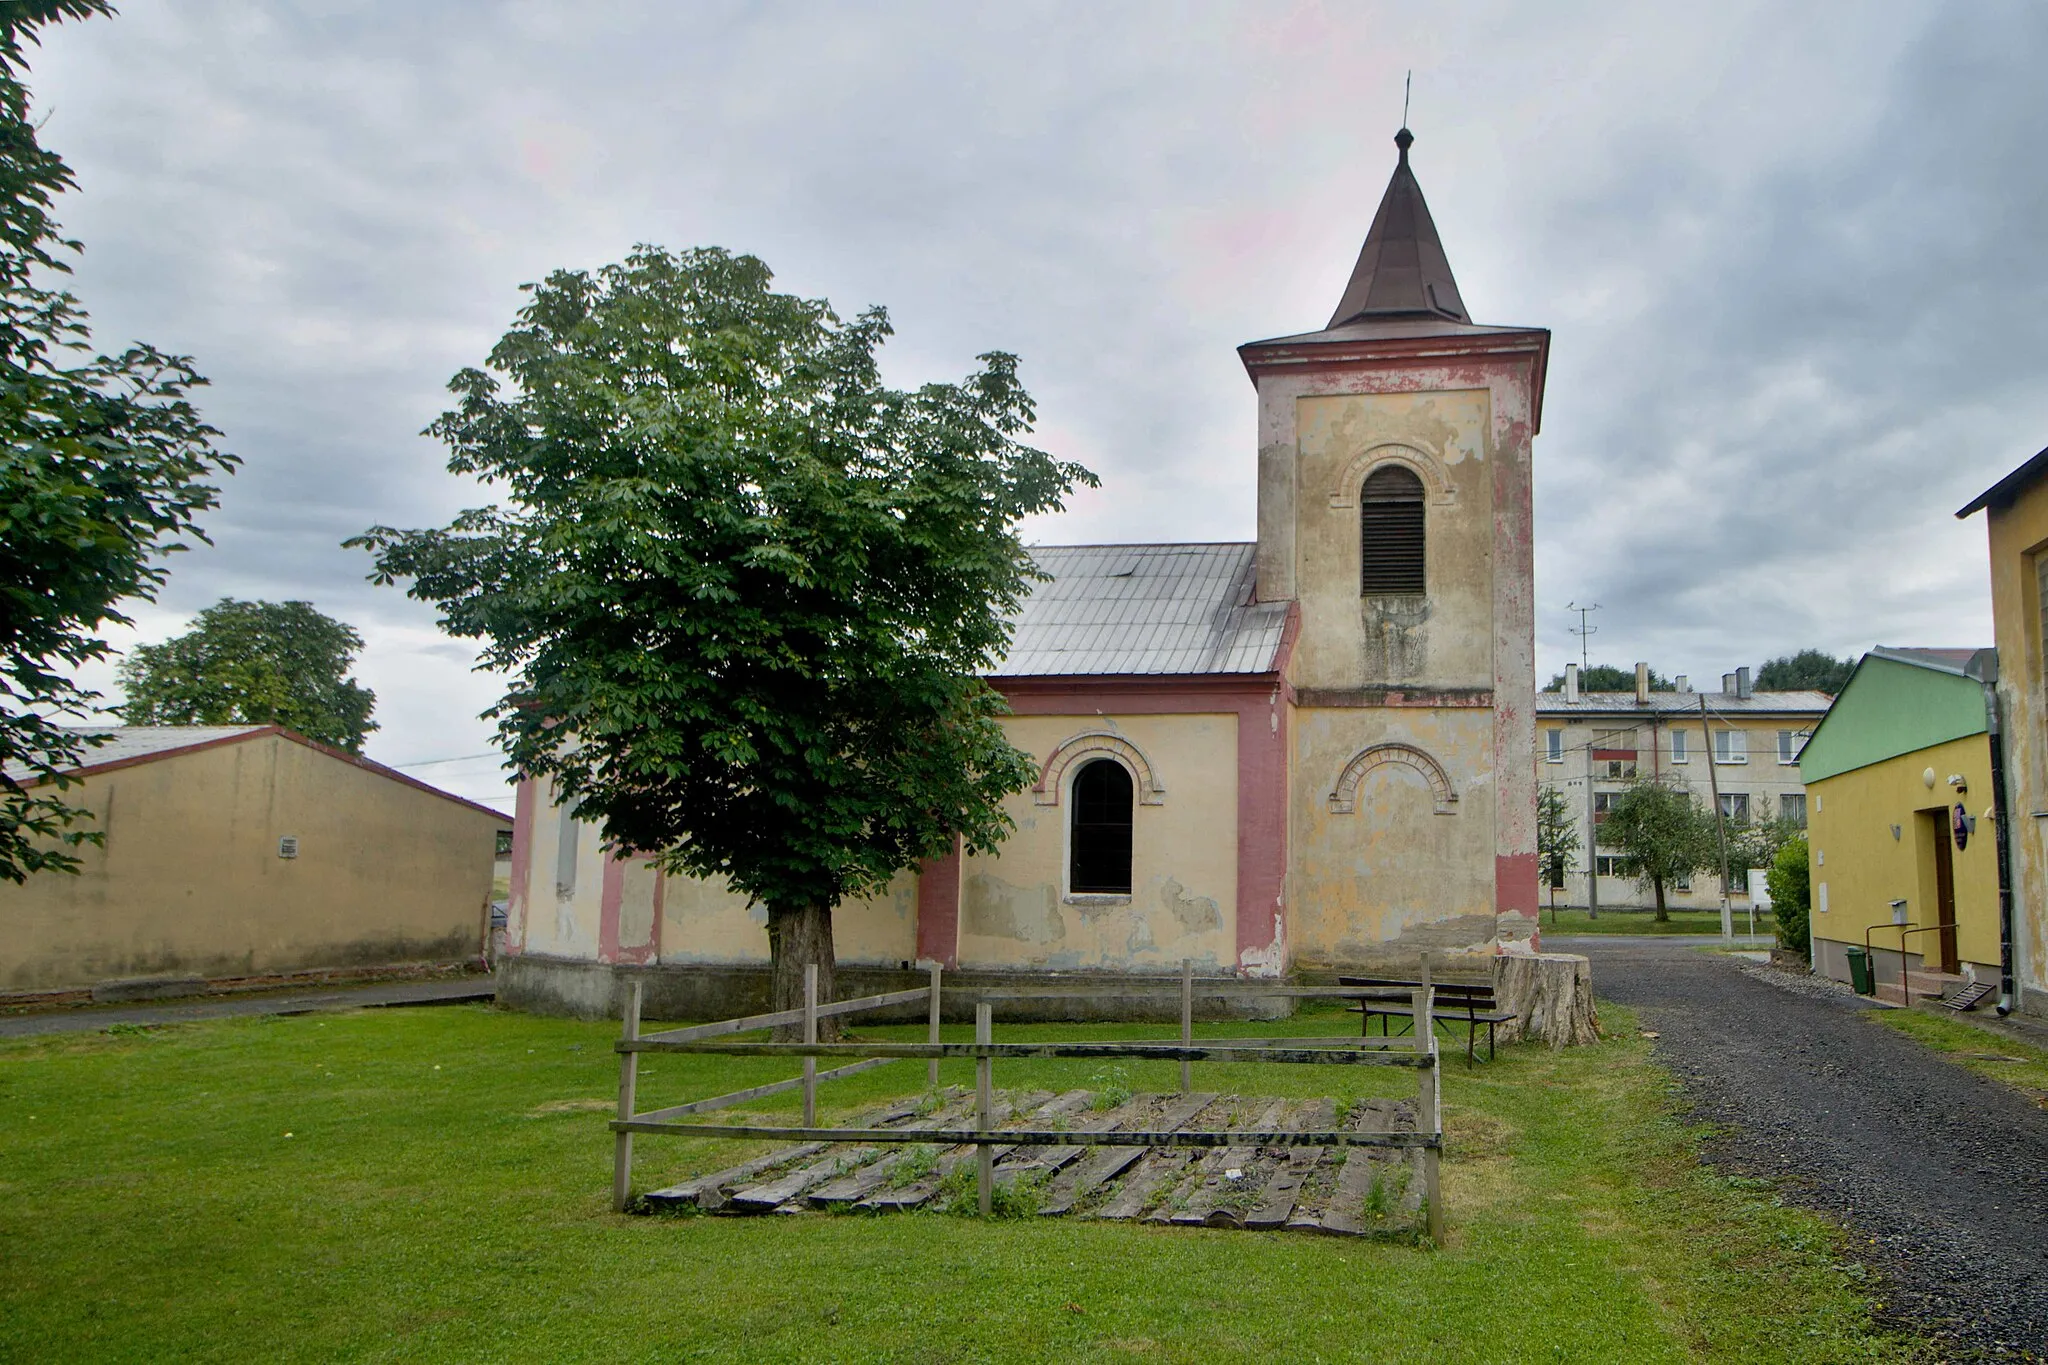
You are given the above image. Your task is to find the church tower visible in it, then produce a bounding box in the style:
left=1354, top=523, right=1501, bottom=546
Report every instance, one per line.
left=1240, top=128, right=1549, bottom=967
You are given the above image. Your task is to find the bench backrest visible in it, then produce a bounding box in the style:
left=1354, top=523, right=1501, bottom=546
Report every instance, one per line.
left=1337, top=974, right=1493, bottom=1003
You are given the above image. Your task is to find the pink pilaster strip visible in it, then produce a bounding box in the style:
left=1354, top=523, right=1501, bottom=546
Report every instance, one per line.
left=915, top=837, right=963, bottom=968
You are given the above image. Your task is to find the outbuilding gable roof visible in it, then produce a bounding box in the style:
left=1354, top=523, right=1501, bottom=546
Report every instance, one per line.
left=994, top=543, right=1292, bottom=678
left=7, top=725, right=511, bottom=822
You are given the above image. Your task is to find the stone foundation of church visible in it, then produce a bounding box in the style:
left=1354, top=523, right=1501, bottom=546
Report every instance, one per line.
left=496, top=952, right=1310, bottom=1024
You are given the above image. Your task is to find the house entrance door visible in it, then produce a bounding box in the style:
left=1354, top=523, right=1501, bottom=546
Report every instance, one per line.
left=1923, top=807, right=1961, bottom=974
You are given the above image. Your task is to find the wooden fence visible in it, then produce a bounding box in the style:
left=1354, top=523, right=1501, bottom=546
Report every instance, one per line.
left=610, top=960, right=1446, bottom=1240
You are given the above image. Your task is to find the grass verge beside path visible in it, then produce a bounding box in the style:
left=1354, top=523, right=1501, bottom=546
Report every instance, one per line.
left=1874, top=1009, right=2048, bottom=1109
left=1539, top=907, right=1777, bottom=936
left=1, top=1001, right=1915, bottom=1362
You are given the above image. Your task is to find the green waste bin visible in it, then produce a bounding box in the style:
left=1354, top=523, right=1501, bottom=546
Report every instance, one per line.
left=1845, top=945, right=1874, bottom=995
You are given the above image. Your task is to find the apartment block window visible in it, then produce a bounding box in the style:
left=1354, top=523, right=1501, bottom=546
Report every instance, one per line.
left=1545, top=728, right=1564, bottom=763
left=1592, top=791, right=1616, bottom=821
left=1671, top=730, right=1689, bottom=764
left=1777, top=730, right=1808, bottom=764
left=1718, top=792, right=1750, bottom=825
left=1069, top=758, right=1135, bottom=895
left=1713, top=729, right=1748, bottom=763
left=1780, top=792, right=1807, bottom=828
left=1601, top=757, right=1637, bottom=780
left=1360, top=465, right=1426, bottom=594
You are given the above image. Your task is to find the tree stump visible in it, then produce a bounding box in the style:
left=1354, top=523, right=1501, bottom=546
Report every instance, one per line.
left=1489, top=953, right=1598, bottom=1048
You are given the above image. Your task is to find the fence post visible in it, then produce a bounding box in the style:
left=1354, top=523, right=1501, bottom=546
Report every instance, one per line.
left=1180, top=957, right=1193, bottom=1095
left=928, top=961, right=942, bottom=1091
left=612, top=979, right=643, bottom=1213
left=1413, top=981, right=1444, bottom=1244
left=803, top=963, right=819, bottom=1127
left=976, top=1001, right=994, bottom=1217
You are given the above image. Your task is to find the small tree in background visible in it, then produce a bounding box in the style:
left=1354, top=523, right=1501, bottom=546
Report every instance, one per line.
left=1536, top=785, right=1580, bottom=920
left=0, top=1, right=235, bottom=883
left=352, top=246, right=1094, bottom=1027
left=1543, top=663, right=1677, bottom=693
left=1756, top=649, right=1856, bottom=694
left=1766, top=835, right=1812, bottom=958
left=1600, top=776, right=1717, bottom=922
left=116, top=599, right=377, bottom=753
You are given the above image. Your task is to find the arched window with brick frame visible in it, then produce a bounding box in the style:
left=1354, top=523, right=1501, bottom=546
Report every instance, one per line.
left=1069, top=758, right=1134, bottom=895
left=1360, top=464, right=1426, bottom=594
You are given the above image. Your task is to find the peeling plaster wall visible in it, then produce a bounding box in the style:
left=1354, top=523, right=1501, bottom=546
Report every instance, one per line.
left=956, top=712, right=1239, bottom=972
left=1289, top=706, right=1498, bottom=969
left=1292, top=390, right=1494, bottom=692
left=505, top=774, right=917, bottom=969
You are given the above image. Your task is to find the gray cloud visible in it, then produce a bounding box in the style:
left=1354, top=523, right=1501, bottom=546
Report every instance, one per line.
left=26, top=0, right=2048, bottom=805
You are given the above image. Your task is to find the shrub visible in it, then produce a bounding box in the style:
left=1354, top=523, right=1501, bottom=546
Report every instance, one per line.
left=1767, top=835, right=1811, bottom=957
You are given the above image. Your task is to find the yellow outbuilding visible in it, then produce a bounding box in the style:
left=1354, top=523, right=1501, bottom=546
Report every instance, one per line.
left=1799, top=649, right=2000, bottom=1004
left=2, top=726, right=511, bottom=1000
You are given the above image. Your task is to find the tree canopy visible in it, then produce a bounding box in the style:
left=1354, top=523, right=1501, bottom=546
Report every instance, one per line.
left=1543, top=664, right=1676, bottom=693
left=1599, top=776, right=1718, bottom=921
left=116, top=599, right=377, bottom=752
left=1756, top=649, right=1856, bottom=694
left=0, top=1, right=234, bottom=882
left=351, top=245, right=1093, bottom=1012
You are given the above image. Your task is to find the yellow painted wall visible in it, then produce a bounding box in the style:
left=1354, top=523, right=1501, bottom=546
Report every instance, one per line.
left=1291, top=390, right=1495, bottom=692
left=957, top=712, right=1239, bottom=972
left=1806, top=734, right=1999, bottom=971
left=1290, top=706, right=1497, bottom=968
left=515, top=774, right=916, bottom=966
left=1984, top=476, right=2048, bottom=1009
left=1, top=734, right=504, bottom=991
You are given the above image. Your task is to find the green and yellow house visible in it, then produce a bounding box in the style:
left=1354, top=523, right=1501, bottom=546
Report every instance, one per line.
left=1798, top=648, right=2000, bottom=1002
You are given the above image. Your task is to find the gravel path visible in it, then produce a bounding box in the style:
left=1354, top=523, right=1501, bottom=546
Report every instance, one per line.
left=0, top=976, right=494, bottom=1039
left=1557, top=936, right=2048, bottom=1361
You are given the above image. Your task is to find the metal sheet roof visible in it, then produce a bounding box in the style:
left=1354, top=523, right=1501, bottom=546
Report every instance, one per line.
left=994, top=543, right=1290, bottom=677
left=1535, top=690, right=1833, bottom=717
left=3, top=726, right=264, bottom=783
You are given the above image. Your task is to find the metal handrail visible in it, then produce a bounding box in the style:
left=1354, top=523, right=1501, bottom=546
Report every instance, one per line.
left=1895, top=922, right=1961, bottom=1007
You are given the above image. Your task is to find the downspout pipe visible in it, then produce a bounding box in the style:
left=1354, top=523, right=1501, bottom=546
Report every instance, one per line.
left=1967, top=649, right=2019, bottom=1016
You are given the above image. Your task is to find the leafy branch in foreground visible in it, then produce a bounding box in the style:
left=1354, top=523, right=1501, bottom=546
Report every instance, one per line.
left=0, top=1, right=235, bottom=881
left=351, top=244, right=1092, bottom=1022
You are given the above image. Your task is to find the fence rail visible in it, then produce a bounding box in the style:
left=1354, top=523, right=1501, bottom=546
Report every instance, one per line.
left=610, top=958, right=1447, bottom=1240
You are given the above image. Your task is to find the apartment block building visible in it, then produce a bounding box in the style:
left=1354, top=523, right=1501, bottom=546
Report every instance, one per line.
left=1535, top=664, right=1832, bottom=912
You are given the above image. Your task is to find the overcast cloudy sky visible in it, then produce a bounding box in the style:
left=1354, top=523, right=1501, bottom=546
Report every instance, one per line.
left=26, top=1, right=2048, bottom=810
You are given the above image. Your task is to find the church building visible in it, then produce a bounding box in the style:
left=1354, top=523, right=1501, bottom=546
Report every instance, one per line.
left=500, top=130, right=1551, bottom=1015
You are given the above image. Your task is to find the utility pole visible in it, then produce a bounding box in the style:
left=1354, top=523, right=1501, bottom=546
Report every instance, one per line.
left=1566, top=601, right=1601, bottom=672
left=1584, top=738, right=1600, bottom=921
left=1699, top=693, right=1733, bottom=941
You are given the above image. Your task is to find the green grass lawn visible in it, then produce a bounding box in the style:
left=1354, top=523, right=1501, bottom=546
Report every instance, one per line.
left=0, top=1001, right=1914, bottom=1363
left=1539, top=907, right=1777, bottom=936
left=1872, top=1008, right=2048, bottom=1109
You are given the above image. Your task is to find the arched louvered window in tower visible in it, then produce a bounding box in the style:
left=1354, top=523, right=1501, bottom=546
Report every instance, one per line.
left=1360, top=464, right=1426, bottom=594
left=1069, top=758, right=1134, bottom=895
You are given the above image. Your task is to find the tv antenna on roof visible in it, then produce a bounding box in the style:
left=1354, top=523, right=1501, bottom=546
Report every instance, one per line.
left=1566, top=601, right=1601, bottom=671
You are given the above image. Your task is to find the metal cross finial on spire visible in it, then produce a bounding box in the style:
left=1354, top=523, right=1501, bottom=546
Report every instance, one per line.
left=1403, top=70, right=1411, bottom=128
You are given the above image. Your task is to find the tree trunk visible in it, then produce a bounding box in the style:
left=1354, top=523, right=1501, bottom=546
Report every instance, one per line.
left=1490, top=953, right=1599, bottom=1048
left=767, top=902, right=839, bottom=1042
left=1652, top=875, right=1669, bottom=923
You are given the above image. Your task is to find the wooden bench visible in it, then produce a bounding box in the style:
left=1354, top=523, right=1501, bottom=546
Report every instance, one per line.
left=1336, top=975, right=1514, bottom=1065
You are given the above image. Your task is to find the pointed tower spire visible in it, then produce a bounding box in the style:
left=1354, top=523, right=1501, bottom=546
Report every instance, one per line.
left=1325, top=127, right=1470, bottom=329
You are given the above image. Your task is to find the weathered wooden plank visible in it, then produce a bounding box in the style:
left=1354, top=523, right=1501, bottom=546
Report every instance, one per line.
left=806, top=1095, right=982, bottom=1206
left=957, top=986, right=1416, bottom=1002
left=728, top=1146, right=885, bottom=1212
left=1037, top=1094, right=1174, bottom=1216
left=1168, top=1098, right=1288, bottom=1227
left=1090, top=1093, right=1225, bottom=1221
left=850, top=1090, right=1059, bottom=1212
left=614, top=1119, right=1435, bottom=1149
left=624, top=1040, right=1433, bottom=1067
left=1291, top=1097, right=1413, bottom=1236
left=638, top=987, right=932, bottom=1044
left=1245, top=1099, right=1334, bottom=1230
left=642, top=1143, right=827, bottom=1211
left=632, top=1057, right=897, bottom=1124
